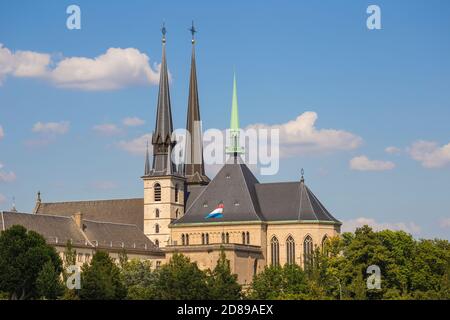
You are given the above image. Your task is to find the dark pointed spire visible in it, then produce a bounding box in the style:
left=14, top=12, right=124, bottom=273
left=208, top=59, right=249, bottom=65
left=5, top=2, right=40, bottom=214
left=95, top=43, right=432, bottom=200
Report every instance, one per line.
left=144, top=140, right=150, bottom=175
left=150, top=23, right=177, bottom=176
left=184, top=22, right=210, bottom=185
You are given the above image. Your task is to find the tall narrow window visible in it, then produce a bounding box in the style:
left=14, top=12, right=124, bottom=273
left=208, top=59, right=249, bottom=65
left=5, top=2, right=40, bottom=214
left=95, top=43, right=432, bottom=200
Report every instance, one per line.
left=286, top=236, right=295, bottom=265
left=155, top=239, right=159, bottom=247
left=181, top=234, right=185, bottom=245
left=246, top=232, right=250, bottom=244
left=154, top=183, right=161, bottom=201
left=303, top=235, right=313, bottom=270
left=175, top=184, right=179, bottom=203
left=155, top=224, right=159, bottom=234
left=242, top=232, right=246, bottom=244
left=201, top=233, right=205, bottom=245
left=155, top=208, right=160, bottom=218
left=205, top=233, right=209, bottom=244
left=221, top=232, right=225, bottom=243
left=186, top=234, right=189, bottom=245
left=321, top=235, right=328, bottom=252
left=226, top=232, right=230, bottom=244
left=270, top=236, right=279, bottom=266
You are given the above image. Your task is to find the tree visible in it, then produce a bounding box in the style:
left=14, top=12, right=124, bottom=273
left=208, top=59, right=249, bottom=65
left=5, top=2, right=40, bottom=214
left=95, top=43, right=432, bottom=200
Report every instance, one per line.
left=249, top=264, right=309, bottom=299
left=79, top=251, right=126, bottom=300
left=207, top=250, right=241, bottom=299
left=153, top=253, right=209, bottom=300
left=36, top=260, right=64, bottom=299
left=61, top=240, right=79, bottom=300
left=121, top=259, right=156, bottom=300
left=0, top=225, right=63, bottom=300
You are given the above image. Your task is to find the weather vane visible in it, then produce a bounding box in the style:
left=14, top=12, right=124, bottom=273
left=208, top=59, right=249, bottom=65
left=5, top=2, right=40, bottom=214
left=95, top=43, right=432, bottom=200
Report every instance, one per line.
left=189, top=21, right=197, bottom=43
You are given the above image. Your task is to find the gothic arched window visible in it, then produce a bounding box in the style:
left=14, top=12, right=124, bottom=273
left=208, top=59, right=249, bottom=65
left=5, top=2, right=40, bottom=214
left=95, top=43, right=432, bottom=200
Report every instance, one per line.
left=185, top=234, right=189, bottom=245
left=201, top=233, right=205, bottom=245
left=155, top=224, right=159, bottom=234
left=155, top=208, right=160, bottom=218
left=286, top=236, right=295, bottom=265
left=242, top=232, right=246, bottom=244
left=205, top=233, right=209, bottom=244
left=303, top=235, right=313, bottom=270
left=321, top=235, right=328, bottom=252
left=225, top=232, right=230, bottom=244
left=221, top=232, right=225, bottom=243
left=246, top=232, right=250, bottom=244
left=181, top=234, right=185, bottom=245
left=270, top=236, right=279, bottom=266
left=154, top=183, right=161, bottom=202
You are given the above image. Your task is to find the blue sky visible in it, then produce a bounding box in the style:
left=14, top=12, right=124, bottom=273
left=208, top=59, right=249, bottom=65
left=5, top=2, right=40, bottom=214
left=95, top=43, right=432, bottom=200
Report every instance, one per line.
left=0, top=0, right=449, bottom=239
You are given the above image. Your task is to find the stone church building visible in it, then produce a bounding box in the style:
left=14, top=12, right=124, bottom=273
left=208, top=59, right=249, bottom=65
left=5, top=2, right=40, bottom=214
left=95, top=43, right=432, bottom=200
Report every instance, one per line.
left=0, top=26, right=341, bottom=285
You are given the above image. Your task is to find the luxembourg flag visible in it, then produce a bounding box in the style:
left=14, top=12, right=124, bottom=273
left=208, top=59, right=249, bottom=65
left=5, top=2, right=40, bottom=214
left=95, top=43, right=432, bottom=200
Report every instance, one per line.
left=205, top=203, right=224, bottom=219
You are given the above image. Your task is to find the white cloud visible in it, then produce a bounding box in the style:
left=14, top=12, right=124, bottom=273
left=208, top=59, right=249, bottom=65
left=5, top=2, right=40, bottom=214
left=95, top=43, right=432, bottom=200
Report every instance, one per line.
left=385, top=146, right=402, bottom=155
left=248, top=111, right=362, bottom=156
left=32, top=121, right=70, bottom=135
left=0, top=163, right=16, bottom=183
left=342, top=217, right=421, bottom=235
left=409, top=140, right=450, bottom=168
left=93, top=123, right=122, bottom=136
left=117, top=133, right=152, bottom=155
left=123, top=117, right=145, bottom=127
left=439, top=218, right=450, bottom=229
left=0, top=125, right=3, bottom=140
left=0, top=44, right=161, bottom=90
left=350, top=155, right=395, bottom=171
left=0, top=44, right=51, bottom=83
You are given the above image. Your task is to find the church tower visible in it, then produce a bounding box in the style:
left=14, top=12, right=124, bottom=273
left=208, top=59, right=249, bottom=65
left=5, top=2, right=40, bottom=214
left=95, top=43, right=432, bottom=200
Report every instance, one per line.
left=184, top=22, right=210, bottom=185
left=142, top=24, right=185, bottom=248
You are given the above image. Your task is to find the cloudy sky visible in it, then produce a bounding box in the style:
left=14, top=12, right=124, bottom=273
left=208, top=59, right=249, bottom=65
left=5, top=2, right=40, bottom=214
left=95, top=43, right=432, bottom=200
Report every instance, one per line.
left=0, top=0, right=449, bottom=239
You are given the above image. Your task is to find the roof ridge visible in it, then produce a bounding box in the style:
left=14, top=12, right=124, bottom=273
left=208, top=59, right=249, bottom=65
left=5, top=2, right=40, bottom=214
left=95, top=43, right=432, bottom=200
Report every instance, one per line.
left=237, top=163, right=263, bottom=220
left=40, top=197, right=143, bottom=205
left=303, top=183, right=319, bottom=220
left=4, top=211, right=73, bottom=220
left=83, top=219, right=139, bottom=228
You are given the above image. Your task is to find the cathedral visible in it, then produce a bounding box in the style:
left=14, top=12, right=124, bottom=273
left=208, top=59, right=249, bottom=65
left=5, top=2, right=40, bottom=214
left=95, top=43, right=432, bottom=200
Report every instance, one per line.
left=0, top=26, right=341, bottom=285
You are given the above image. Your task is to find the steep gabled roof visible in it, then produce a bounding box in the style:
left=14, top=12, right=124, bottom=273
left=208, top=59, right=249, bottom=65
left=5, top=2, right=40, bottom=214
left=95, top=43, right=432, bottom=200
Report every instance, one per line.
left=255, top=181, right=341, bottom=223
left=0, top=211, right=161, bottom=253
left=35, top=198, right=144, bottom=230
left=174, top=156, right=263, bottom=224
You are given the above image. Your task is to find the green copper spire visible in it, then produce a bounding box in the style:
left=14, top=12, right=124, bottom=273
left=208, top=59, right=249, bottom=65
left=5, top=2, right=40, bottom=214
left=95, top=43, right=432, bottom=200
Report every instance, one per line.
left=226, top=72, right=244, bottom=155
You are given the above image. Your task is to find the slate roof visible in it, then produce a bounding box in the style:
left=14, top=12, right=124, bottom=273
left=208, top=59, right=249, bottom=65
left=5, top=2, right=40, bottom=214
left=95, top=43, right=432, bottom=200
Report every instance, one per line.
left=0, top=211, right=161, bottom=253
left=173, top=156, right=340, bottom=225
left=35, top=198, right=144, bottom=231
left=174, top=156, right=264, bottom=224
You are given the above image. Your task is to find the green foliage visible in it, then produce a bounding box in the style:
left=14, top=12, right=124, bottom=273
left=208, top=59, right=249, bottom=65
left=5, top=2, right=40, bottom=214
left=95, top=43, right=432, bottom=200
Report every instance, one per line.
left=0, top=225, right=63, bottom=300
left=249, top=264, right=309, bottom=299
left=79, top=251, right=126, bottom=300
left=207, top=249, right=241, bottom=299
left=36, top=260, right=64, bottom=299
left=153, top=253, right=209, bottom=300
left=121, top=259, right=156, bottom=300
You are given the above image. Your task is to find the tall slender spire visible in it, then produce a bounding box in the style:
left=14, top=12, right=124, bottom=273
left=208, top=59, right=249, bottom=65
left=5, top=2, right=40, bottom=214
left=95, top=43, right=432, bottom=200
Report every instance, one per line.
left=149, top=23, right=176, bottom=176
left=144, top=140, right=150, bottom=175
left=226, top=72, right=244, bottom=156
left=184, top=21, right=210, bottom=185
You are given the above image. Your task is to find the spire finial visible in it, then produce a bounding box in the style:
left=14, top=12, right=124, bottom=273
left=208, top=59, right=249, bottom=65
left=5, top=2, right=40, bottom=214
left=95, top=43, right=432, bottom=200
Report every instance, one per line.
left=161, top=22, right=167, bottom=43
left=189, top=21, right=197, bottom=43
left=226, top=72, right=244, bottom=156
left=36, top=191, right=41, bottom=203
left=301, top=168, right=305, bottom=183
left=11, top=196, right=17, bottom=212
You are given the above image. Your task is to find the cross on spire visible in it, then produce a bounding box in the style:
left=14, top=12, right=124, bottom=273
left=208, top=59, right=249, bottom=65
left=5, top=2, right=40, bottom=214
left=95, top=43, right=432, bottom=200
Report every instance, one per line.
left=161, top=22, right=167, bottom=42
left=189, top=21, right=197, bottom=43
